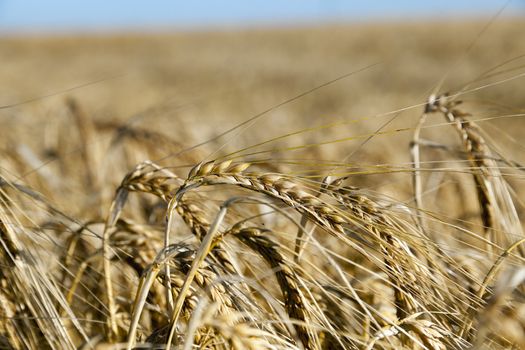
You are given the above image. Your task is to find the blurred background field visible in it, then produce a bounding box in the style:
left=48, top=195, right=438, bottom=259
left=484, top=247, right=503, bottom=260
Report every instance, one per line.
left=1, top=17, right=525, bottom=209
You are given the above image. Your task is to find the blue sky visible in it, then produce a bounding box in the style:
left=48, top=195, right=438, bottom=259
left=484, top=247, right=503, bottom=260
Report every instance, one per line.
left=0, top=0, right=523, bottom=32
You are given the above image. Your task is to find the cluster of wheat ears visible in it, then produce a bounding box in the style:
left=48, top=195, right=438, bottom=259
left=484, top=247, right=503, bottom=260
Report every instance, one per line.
left=1, top=61, right=525, bottom=350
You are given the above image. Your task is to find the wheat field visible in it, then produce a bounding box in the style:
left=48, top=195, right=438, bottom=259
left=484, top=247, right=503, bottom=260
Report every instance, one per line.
left=1, top=18, right=525, bottom=349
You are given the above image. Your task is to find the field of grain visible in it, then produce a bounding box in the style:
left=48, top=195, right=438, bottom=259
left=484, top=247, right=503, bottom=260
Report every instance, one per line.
left=1, top=18, right=525, bottom=349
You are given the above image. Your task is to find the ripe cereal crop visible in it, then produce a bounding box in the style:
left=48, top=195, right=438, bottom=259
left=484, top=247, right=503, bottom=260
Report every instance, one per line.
left=0, top=18, right=525, bottom=350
